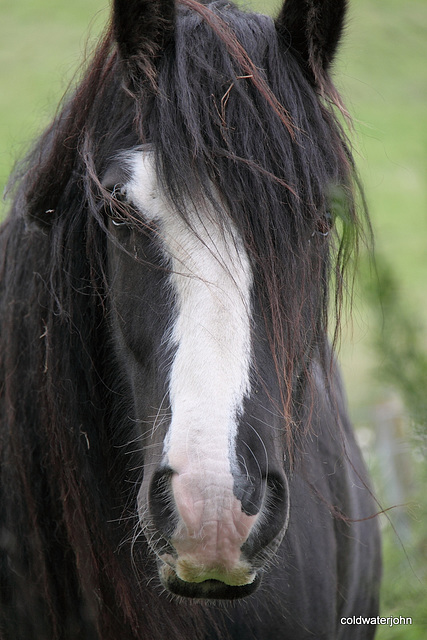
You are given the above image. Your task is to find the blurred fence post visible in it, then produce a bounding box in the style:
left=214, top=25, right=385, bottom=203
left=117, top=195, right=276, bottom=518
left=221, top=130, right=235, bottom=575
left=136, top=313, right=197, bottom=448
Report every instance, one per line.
left=375, top=393, right=413, bottom=543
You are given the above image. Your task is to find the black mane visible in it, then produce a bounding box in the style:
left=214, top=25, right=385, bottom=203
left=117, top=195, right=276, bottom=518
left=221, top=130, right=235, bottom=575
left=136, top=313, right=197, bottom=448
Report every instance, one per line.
left=12, top=0, right=364, bottom=422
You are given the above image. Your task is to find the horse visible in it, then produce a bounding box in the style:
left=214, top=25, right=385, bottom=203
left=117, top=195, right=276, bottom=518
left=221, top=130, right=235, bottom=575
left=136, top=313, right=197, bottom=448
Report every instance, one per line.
left=0, top=1, right=381, bottom=638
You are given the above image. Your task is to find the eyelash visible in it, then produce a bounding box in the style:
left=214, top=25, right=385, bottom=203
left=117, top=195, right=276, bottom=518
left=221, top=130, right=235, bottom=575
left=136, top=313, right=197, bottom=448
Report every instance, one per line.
left=108, top=184, right=129, bottom=227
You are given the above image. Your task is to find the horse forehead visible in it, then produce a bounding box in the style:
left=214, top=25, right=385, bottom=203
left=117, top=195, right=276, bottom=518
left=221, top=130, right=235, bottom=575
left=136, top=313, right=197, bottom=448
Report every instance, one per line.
left=123, top=149, right=251, bottom=282
left=124, top=149, right=213, bottom=223
left=123, top=150, right=161, bottom=220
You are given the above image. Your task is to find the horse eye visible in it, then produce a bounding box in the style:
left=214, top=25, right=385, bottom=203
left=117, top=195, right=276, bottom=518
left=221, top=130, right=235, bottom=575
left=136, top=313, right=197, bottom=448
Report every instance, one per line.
left=111, top=215, right=127, bottom=228
left=316, top=211, right=333, bottom=237
left=108, top=184, right=129, bottom=227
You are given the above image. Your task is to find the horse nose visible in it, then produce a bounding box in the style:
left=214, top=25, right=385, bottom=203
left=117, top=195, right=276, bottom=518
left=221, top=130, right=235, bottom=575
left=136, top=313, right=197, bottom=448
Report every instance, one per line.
left=147, top=465, right=260, bottom=584
left=147, top=464, right=288, bottom=587
left=148, top=467, right=178, bottom=542
left=148, top=466, right=266, bottom=531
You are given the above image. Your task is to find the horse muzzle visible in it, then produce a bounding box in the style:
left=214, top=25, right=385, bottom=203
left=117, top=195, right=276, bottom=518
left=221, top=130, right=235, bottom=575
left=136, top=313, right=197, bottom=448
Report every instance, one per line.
left=139, top=463, right=289, bottom=600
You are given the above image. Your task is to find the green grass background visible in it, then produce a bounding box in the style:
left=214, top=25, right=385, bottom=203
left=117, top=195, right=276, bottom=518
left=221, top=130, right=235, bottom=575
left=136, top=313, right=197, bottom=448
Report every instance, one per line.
left=1, top=0, right=426, bottom=636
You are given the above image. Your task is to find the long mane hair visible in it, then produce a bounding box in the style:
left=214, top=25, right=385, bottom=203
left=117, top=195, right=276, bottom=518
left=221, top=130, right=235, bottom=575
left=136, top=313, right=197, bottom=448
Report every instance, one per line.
left=14, top=0, right=365, bottom=419
left=1, top=1, right=367, bottom=638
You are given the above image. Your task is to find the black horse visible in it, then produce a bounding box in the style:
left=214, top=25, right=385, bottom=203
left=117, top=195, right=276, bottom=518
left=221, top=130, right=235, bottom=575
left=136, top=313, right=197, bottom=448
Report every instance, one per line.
left=0, top=1, right=381, bottom=638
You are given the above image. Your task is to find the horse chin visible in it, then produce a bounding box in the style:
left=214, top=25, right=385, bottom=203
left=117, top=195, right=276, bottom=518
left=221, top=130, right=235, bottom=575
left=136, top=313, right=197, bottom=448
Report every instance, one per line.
left=158, top=560, right=261, bottom=600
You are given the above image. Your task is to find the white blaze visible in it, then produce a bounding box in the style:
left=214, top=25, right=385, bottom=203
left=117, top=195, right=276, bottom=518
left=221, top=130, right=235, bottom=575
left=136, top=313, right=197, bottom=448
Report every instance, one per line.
left=125, top=150, right=253, bottom=472
left=126, top=150, right=256, bottom=584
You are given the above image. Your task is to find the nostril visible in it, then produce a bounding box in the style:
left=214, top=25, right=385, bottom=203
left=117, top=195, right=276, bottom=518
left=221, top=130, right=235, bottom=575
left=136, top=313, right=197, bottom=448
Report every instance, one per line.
left=262, top=471, right=290, bottom=541
left=233, top=473, right=266, bottom=517
left=267, top=471, right=289, bottom=509
left=148, top=467, right=178, bottom=540
left=242, top=470, right=289, bottom=560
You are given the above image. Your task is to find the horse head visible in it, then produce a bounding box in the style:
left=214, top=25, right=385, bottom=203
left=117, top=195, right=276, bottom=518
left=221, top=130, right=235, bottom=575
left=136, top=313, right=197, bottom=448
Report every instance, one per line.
left=102, top=0, right=351, bottom=599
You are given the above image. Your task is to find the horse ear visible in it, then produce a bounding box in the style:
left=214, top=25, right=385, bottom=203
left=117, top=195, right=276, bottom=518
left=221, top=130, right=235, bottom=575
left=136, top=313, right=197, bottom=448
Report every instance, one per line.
left=113, top=0, right=175, bottom=87
left=275, top=0, right=348, bottom=86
